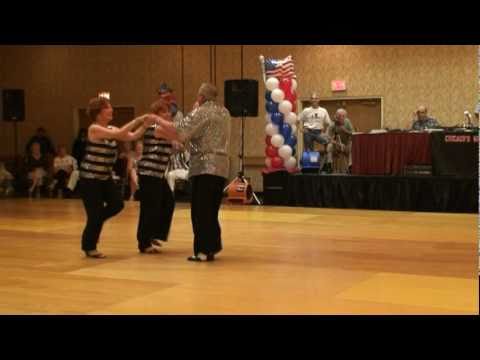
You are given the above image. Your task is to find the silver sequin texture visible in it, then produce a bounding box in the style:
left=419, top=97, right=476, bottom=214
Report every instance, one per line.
left=175, top=101, right=231, bottom=179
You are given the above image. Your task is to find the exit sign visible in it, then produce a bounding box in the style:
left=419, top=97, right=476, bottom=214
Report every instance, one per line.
left=331, top=80, right=346, bottom=91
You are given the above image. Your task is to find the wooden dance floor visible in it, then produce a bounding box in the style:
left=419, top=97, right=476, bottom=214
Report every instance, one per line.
left=0, top=199, right=477, bottom=314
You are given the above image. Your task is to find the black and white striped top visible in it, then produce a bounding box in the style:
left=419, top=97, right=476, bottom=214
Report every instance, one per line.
left=80, top=134, right=118, bottom=181
left=137, top=126, right=172, bottom=178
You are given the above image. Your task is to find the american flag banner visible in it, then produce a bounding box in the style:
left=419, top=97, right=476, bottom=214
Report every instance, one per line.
left=260, top=54, right=300, bottom=175
left=264, top=55, right=296, bottom=79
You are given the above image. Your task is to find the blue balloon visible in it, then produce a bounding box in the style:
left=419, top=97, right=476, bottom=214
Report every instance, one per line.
left=286, top=134, right=297, bottom=147
left=271, top=112, right=284, bottom=126
left=265, top=101, right=278, bottom=113
left=265, top=91, right=272, bottom=102
left=281, top=123, right=292, bottom=140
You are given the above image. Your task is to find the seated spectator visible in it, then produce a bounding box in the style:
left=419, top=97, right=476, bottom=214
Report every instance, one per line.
left=25, top=127, right=55, bottom=156
left=24, top=142, right=50, bottom=197
left=0, top=161, right=14, bottom=197
left=300, top=93, right=332, bottom=150
left=410, top=105, right=440, bottom=130
left=72, top=128, right=88, bottom=164
left=127, top=141, right=143, bottom=200
left=51, top=145, right=78, bottom=198
left=299, top=93, right=332, bottom=171
left=326, top=108, right=354, bottom=174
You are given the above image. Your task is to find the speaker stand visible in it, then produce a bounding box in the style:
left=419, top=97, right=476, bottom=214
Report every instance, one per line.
left=224, top=113, right=262, bottom=205
left=12, top=120, right=19, bottom=167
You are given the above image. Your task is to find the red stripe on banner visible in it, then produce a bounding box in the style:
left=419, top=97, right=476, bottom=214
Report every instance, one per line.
left=265, top=58, right=296, bottom=78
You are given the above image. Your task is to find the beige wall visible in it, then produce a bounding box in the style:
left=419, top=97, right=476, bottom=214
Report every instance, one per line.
left=1, top=45, right=477, bottom=190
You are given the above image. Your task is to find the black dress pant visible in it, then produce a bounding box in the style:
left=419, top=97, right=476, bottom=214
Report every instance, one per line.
left=54, top=170, right=69, bottom=191
left=137, top=175, right=175, bottom=251
left=190, top=174, right=226, bottom=256
left=79, top=178, right=124, bottom=252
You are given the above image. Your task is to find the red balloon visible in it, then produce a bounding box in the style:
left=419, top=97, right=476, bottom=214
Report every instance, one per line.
left=265, top=145, right=278, bottom=158
left=265, top=136, right=272, bottom=146
left=271, top=156, right=284, bottom=168
left=280, top=78, right=292, bottom=94
left=281, top=78, right=297, bottom=112
left=285, top=92, right=296, bottom=104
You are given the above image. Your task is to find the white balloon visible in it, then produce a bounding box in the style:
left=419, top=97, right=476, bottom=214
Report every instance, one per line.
left=279, top=100, right=292, bottom=115
left=265, top=157, right=272, bottom=168
left=266, top=77, right=279, bottom=91
left=271, top=88, right=285, bottom=103
left=265, top=113, right=272, bottom=123
left=286, top=112, right=297, bottom=125
left=285, top=156, right=297, bottom=169
left=271, top=134, right=285, bottom=148
left=265, top=123, right=279, bottom=136
left=291, top=79, right=298, bottom=91
left=290, top=124, right=297, bottom=134
left=278, top=145, right=293, bottom=160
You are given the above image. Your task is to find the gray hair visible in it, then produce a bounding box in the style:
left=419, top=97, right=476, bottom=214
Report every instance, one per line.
left=336, top=108, right=348, bottom=117
left=198, top=83, right=218, bottom=101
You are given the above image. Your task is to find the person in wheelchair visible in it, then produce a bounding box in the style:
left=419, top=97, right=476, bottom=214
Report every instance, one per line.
left=25, top=142, right=51, bottom=197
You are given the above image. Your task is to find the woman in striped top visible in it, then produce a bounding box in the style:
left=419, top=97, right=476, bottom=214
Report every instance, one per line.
left=149, top=83, right=231, bottom=262
left=136, top=99, right=175, bottom=254
left=79, top=97, right=153, bottom=258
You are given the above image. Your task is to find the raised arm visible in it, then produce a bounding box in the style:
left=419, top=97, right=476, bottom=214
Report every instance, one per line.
left=89, top=115, right=149, bottom=142
left=153, top=117, right=182, bottom=142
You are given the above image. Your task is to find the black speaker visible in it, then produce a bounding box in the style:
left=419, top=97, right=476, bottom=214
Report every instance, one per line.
left=224, top=79, right=258, bottom=117
left=2, top=89, right=25, bottom=122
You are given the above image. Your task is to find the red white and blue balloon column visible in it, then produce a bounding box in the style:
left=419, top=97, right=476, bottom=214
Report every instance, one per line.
left=260, top=55, right=299, bottom=173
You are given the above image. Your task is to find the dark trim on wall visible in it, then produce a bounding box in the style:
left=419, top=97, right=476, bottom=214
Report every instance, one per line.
left=209, top=45, right=213, bottom=83
left=213, top=45, right=217, bottom=86
left=181, top=45, right=185, bottom=111
left=240, top=45, right=244, bottom=79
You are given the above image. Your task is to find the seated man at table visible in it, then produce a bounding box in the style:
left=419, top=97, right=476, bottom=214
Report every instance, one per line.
left=326, top=108, right=354, bottom=174
left=410, top=105, right=440, bottom=130
left=300, top=93, right=332, bottom=151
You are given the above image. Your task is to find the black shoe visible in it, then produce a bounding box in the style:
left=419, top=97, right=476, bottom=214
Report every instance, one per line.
left=187, top=255, right=202, bottom=262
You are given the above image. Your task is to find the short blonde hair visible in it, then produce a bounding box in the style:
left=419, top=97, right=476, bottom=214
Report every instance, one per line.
left=198, top=83, right=218, bottom=101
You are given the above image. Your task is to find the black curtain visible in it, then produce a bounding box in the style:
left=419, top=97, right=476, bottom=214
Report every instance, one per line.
left=263, top=173, right=478, bottom=213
